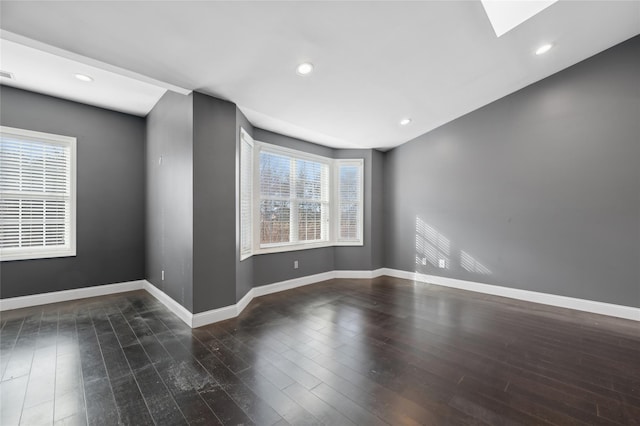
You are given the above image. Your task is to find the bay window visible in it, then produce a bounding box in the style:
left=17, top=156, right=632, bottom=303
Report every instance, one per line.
left=240, top=128, right=363, bottom=259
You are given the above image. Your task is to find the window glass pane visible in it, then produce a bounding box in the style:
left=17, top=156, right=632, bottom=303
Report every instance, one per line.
left=260, top=152, right=290, bottom=197
left=0, top=198, right=20, bottom=248
left=295, top=159, right=322, bottom=200
left=339, top=164, right=360, bottom=240
left=260, top=200, right=290, bottom=244
left=0, top=139, right=68, bottom=194
left=298, top=201, right=323, bottom=242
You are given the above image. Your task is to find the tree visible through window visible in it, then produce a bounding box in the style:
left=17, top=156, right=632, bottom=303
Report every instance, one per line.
left=259, top=152, right=329, bottom=246
left=295, top=159, right=324, bottom=242
left=260, top=151, right=292, bottom=244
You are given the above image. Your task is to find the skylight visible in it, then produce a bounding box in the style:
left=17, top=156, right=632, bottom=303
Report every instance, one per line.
left=481, top=0, right=558, bottom=37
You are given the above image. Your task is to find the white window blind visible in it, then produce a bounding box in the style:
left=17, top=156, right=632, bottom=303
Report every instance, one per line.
left=336, top=160, right=364, bottom=243
left=239, top=128, right=253, bottom=260
left=0, top=126, right=76, bottom=261
left=259, top=147, right=330, bottom=248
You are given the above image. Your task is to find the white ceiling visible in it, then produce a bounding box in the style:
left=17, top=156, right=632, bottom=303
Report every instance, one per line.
left=0, top=38, right=168, bottom=116
left=0, top=1, right=638, bottom=150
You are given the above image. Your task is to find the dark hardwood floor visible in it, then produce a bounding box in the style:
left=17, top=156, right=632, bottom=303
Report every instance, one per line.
left=1, top=276, right=639, bottom=425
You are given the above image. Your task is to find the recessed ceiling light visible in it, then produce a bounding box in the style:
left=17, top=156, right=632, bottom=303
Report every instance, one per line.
left=74, top=73, right=94, bottom=82
left=535, top=43, right=553, bottom=55
left=400, top=118, right=412, bottom=126
left=296, top=62, right=314, bottom=76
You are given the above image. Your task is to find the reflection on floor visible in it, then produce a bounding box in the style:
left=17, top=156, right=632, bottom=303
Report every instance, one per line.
left=1, top=276, right=639, bottom=425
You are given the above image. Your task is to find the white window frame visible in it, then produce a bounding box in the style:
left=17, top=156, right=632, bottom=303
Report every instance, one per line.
left=0, top=126, right=77, bottom=262
left=334, top=159, right=365, bottom=246
left=253, top=141, right=332, bottom=254
left=239, top=128, right=363, bottom=259
left=239, top=128, right=253, bottom=261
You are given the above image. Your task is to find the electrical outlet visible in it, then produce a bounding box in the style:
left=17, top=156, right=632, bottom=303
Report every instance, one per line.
left=161, top=270, right=165, bottom=280
left=438, top=259, right=446, bottom=268
left=294, top=260, right=299, bottom=269
left=421, top=258, right=427, bottom=265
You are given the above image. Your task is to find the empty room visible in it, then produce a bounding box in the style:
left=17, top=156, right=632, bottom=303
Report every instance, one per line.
left=0, top=1, right=639, bottom=425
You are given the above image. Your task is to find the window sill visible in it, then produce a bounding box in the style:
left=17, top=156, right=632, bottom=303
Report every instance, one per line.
left=240, top=240, right=364, bottom=260
left=256, top=241, right=334, bottom=255
left=0, top=248, right=76, bottom=262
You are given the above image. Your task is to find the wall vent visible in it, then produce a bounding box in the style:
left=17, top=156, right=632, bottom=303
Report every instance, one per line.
left=0, top=70, right=15, bottom=79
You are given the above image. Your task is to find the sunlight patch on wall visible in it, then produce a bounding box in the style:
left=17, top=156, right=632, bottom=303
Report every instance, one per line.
left=461, top=250, right=492, bottom=275
left=415, top=216, right=492, bottom=276
left=415, top=217, right=450, bottom=269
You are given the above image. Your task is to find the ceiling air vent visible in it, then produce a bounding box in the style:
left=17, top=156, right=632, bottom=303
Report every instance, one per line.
left=0, top=70, right=15, bottom=79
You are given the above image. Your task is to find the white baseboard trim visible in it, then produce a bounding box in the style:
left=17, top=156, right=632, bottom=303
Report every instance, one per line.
left=380, top=268, right=640, bottom=322
left=334, top=268, right=386, bottom=279
left=192, top=269, right=392, bottom=328
left=148, top=271, right=342, bottom=328
left=191, top=304, right=237, bottom=328
left=192, top=271, right=338, bottom=327
left=4, top=270, right=637, bottom=326
left=0, top=280, right=145, bottom=311
left=236, top=289, right=254, bottom=316
left=371, top=268, right=386, bottom=278
left=252, top=271, right=336, bottom=298
left=142, top=280, right=194, bottom=327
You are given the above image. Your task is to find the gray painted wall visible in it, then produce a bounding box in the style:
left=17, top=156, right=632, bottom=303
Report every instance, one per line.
left=384, top=36, right=640, bottom=307
left=1, top=86, right=145, bottom=298
left=192, top=93, right=238, bottom=313
left=146, top=91, right=244, bottom=313
left=252, top=246, right=336, bottom=287
left=371, top=149, right=385, bottom=270
left=145, top=90, right=194, bottom=311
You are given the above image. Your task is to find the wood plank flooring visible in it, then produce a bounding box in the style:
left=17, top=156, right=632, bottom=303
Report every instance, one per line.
left=1, top=276, right=639, bottom=425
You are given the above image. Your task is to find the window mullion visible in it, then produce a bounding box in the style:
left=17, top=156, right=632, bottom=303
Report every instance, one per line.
left=18, top=144, right=24, bottom=249
left=18, top=199, right=23, bottom=248
left=322, top=163, right=330, bottom=242
left=331, top=160, right=338, bottom=243
left=252, top=144, right=261, bottom=252
left=43, top=145, right=47, bottom=245
left=289, top=157, right=298, bottom=244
